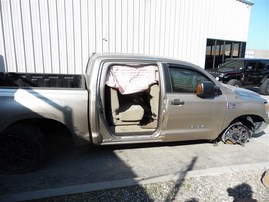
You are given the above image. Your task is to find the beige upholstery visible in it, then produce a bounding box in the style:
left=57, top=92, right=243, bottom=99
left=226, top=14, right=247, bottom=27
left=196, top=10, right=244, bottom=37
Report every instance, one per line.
left=110, top=87, right=120, bottom=124
left=109, top=82, right=159, bottom=128
left=110, top=88, right=144, bottom=125
left=149, top=84, right=159, bottom=118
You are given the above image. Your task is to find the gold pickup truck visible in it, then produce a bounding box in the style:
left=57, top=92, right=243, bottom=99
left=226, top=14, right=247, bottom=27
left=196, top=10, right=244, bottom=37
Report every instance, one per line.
left=0, top=53, right=268, bottom=173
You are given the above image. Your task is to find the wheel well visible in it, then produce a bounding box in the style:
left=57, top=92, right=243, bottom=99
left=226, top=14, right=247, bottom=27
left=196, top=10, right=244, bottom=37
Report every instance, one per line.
left=218, top=115, right=264, bottom=142
left=8, top=118, right=73, bottom=139
left=231, top=115, right=264, bottom=132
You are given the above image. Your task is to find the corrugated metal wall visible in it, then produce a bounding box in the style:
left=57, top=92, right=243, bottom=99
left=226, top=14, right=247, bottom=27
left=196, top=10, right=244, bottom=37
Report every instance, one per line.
left=0, top=0, right=251, bottom=73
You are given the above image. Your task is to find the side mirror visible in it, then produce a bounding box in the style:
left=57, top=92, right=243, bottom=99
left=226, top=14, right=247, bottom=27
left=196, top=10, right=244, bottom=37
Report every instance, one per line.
left=196, top=81, right=220, bottom=98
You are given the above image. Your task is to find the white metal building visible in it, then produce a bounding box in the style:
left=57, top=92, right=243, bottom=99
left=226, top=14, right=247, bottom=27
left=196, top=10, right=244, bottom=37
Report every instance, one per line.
left=0, top=0, right=253, bottom=74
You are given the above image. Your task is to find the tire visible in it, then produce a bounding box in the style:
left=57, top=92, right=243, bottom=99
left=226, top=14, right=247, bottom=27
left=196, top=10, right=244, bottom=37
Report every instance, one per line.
left=227, top=79, right=242, bottom=87
left=260, top=78, right=269, bottom=95
left=0, top=124, right=48, bottom=173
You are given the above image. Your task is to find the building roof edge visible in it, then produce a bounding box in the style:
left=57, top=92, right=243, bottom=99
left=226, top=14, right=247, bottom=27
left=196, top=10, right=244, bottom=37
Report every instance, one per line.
left=237, top=0, right=254, bottom=6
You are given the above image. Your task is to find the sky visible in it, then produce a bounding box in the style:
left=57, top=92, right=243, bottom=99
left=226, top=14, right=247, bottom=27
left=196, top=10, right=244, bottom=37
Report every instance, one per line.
left=247, top=0, right=269, bottom=50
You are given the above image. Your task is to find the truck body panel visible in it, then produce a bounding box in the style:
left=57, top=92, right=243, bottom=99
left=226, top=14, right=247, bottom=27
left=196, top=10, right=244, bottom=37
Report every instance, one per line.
left=0, top=88, right=90, bottom=146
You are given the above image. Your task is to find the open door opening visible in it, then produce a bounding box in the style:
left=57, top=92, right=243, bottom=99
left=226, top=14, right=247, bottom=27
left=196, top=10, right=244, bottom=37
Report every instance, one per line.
left=104, top=64, right=160, bottom=135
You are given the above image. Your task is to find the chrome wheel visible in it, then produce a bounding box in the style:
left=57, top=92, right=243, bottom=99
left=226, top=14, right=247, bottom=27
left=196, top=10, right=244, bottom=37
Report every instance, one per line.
left=221, top=122, right=251, bottom=146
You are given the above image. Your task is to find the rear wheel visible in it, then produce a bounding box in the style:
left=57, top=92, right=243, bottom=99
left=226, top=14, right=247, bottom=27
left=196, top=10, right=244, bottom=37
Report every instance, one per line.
left=260, top=78, right=269, bottom=95
left=227, top=79, right=242, bottom=87
left=221, top=122, right=251, bottom=146
left=0, top=124, right=48, bottom=173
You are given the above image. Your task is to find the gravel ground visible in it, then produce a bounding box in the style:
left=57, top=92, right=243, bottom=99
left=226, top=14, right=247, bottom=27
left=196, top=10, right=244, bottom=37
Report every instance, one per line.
left=27, top=169, right=269, bottom=202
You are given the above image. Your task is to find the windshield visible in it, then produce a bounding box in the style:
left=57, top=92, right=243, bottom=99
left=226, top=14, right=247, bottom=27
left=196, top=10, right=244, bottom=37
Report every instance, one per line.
left=219, top=60, right=247, bottom=69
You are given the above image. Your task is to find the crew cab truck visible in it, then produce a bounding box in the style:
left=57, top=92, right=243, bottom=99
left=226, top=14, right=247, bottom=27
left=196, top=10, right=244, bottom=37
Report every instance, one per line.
left=207, top=58, right=269, bottom=95
left=0, top=54, right=268, bottom=173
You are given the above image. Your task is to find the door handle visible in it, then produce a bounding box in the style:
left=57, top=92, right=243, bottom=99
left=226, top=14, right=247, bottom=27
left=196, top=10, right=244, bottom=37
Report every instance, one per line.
left=170, top=99, right=185, bottom=105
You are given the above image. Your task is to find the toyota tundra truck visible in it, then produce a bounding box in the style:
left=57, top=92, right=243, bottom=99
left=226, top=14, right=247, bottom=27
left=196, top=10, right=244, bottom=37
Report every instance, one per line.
left=0, top=53, right=268, bottom=173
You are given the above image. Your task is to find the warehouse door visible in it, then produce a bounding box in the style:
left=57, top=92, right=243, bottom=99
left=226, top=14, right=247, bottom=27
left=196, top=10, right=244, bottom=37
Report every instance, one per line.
left=205, top=39, right=246, bottom=69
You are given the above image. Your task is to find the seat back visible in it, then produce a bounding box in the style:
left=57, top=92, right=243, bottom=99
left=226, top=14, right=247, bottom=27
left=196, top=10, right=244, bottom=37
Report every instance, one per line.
left=110, top=87, right=144, bottom=125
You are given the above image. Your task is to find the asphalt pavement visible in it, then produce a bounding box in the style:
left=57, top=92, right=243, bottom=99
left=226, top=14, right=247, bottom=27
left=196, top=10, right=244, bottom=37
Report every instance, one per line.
left=0, top=98, right=269, bottom=201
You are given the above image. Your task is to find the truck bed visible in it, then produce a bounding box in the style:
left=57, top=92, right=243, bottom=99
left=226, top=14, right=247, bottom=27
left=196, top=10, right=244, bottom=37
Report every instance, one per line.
left=0, top=72, right=85, bottom=88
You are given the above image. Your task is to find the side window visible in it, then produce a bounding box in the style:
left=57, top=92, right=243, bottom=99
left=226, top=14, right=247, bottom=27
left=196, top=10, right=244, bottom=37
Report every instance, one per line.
left=169, top=67, right=210, bottom=93
left=257, top=62, right=265, bottom=71
left=266, top=63, right=269, bottom=70
left=247, top=61, right=257, bottom=70
left=248, top=61, right=265, bottom=71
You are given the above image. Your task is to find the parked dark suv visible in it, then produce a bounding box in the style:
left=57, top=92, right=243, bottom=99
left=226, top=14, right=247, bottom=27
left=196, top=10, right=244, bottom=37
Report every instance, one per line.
left=207, top=58, right=269, bottom=95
